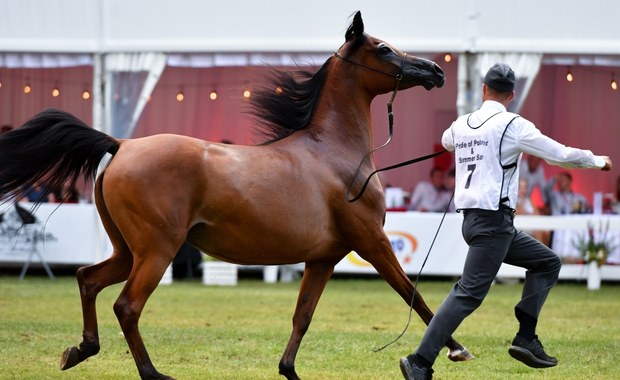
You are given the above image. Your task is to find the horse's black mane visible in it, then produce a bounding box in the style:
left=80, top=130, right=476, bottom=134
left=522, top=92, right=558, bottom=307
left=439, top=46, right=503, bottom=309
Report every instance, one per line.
left=249, top=59, right=332, bottom=144
left=251, top=12, right=367, bottom=144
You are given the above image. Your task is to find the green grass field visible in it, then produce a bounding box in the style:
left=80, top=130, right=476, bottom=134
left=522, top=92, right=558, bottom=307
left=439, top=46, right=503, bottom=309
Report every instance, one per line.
left=0, top=275, right=618, bottom=379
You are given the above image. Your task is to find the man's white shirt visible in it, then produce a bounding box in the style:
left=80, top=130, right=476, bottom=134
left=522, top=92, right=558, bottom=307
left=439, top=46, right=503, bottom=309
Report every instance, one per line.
left=442, top=100, right=605, bottom=211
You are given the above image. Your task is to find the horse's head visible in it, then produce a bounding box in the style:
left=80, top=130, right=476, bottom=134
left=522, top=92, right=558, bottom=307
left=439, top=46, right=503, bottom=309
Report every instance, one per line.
left=337, top=11, right=445, bottom=94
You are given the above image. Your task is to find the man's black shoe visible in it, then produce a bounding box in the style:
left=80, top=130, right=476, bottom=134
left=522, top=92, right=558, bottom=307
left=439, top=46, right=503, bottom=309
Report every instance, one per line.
left=399, top=357, right=433, bottom=380
left=508, top=334, right=558, bottom=368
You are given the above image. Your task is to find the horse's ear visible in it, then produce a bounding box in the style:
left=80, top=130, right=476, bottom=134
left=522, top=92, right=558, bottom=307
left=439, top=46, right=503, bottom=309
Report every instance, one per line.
left=345, top=11, right=364, bottom=42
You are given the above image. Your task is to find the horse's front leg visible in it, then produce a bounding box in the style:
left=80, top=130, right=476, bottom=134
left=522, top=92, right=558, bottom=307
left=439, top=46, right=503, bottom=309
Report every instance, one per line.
left=61, top=250, right=132, bottom=370
left=355, top=235, right=474, bottom=362
left=279, top=261, right=335, bottom=380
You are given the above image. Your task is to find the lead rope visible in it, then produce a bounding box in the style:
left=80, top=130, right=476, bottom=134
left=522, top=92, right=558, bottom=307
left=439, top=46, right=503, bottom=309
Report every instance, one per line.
left=335, top=51, right=454, bottom=351
left=343, top=90, right=398, bottom=202
left=338, top=52, right=404, bottom=203
left=338, top=52, right=448, bottom=202
left=346, top=149, right=447, bottom=203
left=373, top=189, right=454, bottom=352
left=333, top=51, right=404, bottom=203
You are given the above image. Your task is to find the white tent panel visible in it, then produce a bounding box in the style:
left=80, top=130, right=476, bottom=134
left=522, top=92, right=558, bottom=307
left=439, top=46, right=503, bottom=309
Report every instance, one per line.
left=2, top=0, right=620, bottom=54
left=0, top=53, right=92, bottom=68
left=472, top=0, right=620, bottom=53
left=0, top=0, right=101, bottom=52
left=97, top=0, right=472, bottom=53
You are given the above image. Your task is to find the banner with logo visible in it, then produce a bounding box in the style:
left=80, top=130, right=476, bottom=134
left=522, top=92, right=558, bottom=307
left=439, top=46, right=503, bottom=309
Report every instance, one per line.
left=335, top=212, right=470, bottom=276
left=2, top=203, right=619, bottom=281
left=335, top=212, right=620, bottom=279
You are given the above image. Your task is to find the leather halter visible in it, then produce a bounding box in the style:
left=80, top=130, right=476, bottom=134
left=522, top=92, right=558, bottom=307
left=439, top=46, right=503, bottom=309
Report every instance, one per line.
left=333, top=51, right=405, bottom=82
left=333, top=48, right=408, bottom=126
left=334, top=50, right=431, bottom=203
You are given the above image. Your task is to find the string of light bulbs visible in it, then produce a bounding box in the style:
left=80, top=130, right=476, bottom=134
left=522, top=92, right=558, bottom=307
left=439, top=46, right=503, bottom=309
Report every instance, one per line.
left=2, top=79, right=91, bottom=99
left=0, top=70, right=93, bottom=100
left=438, top=54, right=618, bottom=92
left=564, top=65, right=618, bottom=90
left=170, top=80, right=254, bottom=102
left=2, top=61, right=619, bottom=104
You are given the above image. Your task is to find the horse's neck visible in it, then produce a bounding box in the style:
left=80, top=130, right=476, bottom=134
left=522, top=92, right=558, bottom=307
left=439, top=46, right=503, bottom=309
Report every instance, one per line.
left=312, top=85, right=375, bottom=152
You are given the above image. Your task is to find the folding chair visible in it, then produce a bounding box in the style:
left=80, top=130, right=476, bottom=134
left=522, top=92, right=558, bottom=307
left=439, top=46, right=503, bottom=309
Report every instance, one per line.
left=15, top=203, right=55, bottom=280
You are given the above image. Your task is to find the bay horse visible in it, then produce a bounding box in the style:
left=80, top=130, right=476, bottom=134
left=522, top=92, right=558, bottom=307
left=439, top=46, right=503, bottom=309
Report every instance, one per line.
left=0, top=11, right=472, bottom=380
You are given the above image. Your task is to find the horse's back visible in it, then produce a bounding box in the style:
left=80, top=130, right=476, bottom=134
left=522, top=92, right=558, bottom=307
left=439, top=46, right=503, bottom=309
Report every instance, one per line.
left=103, top=134, right=206, bottom=197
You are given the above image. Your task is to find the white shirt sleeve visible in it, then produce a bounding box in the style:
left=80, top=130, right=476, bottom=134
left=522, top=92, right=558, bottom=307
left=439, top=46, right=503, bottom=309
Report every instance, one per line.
left=441, top=123, right=455, bottom=152
left=515, top=120, right=605, bottom=169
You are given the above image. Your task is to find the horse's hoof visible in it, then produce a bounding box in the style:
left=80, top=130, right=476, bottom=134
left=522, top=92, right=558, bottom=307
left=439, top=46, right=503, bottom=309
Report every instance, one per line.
left=152, top=374, right=175, bottom=380
left=60, top=346, right=81, bottom=370
left=278, top=364, right=300, bottom=380
left=447, top=347, right=475, bottom=362
left=142, top=370, right=175, bottom=380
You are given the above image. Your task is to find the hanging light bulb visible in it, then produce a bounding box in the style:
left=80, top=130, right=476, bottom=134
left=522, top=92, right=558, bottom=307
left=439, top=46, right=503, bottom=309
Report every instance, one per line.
left=24, top=81, right=32, bottom=94
left=611, top=73, right=617, bottom=91
left=52, top=83, right=60, bottom=97
left=82, top=89, right=91, bottom=100
left=443, top=53, right=452, bottom=63
left=209, top=88, right=218, bottom=100
left=176, top=88, right=184, bottom=102
left=242, top=83, right=251, bottom=99
left=275, top=86, right=283, bottom=95
left=566, top=67, right=573, bottom=82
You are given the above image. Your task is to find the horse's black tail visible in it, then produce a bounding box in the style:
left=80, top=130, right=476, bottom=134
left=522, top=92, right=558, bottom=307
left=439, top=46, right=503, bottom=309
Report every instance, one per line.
left=0, top=108, right=120, bottom=204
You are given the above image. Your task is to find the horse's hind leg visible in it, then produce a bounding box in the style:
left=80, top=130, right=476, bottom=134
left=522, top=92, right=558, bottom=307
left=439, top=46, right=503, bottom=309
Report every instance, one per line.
left=60, top=248, right=133, bottom=370
left=355, top=236, right=474, bottom=362
left=279, top=261, right=335, bottom=380
left=113, top=253, right=175, bottom=380
left=61, top=180, right=134, bottom=371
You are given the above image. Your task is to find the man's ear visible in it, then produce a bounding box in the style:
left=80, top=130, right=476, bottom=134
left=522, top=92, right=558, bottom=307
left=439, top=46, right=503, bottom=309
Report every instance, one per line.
left=508, top=91, right=516, bottom=102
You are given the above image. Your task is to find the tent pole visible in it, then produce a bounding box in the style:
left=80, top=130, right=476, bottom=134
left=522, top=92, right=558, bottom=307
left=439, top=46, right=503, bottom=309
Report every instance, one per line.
left=92, top=53, right=106, bottom=133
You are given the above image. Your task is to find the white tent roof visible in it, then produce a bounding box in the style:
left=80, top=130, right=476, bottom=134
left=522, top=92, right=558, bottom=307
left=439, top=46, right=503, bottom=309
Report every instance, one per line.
left=2, top=0, right=620, bottom=54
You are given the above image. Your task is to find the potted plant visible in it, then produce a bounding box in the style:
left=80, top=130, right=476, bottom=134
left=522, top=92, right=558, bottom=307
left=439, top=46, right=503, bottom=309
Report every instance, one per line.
left=573, top=220, right=615, bottom=290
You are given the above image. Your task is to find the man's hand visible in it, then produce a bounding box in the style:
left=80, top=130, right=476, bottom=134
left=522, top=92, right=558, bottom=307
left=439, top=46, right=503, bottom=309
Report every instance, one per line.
left=601, top=156, right=613, bottom=171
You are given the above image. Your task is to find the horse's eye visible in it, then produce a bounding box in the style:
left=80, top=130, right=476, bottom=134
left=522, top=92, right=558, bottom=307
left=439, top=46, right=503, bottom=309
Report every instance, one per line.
left=378, top=45, right=393, bottom=56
